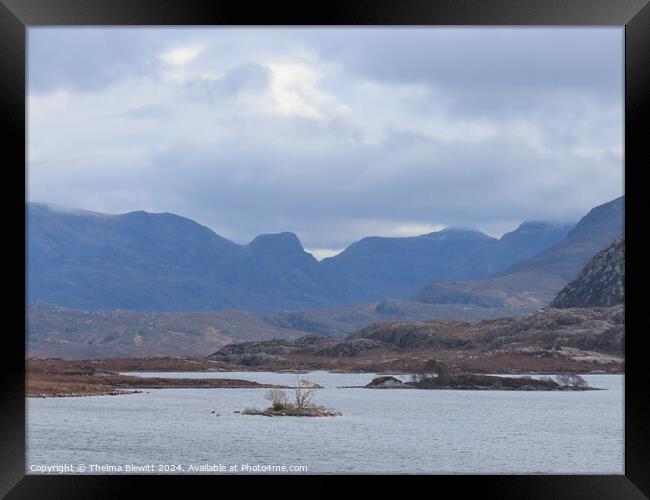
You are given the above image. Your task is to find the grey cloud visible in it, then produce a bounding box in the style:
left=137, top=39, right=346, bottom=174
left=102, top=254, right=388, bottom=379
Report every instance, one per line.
left=220, top=63, right=270, bottom=95
left=28, top=28, right=164, bottom=93
left=108, top=104, right=173, bottom=120
left=27, top=28, right=624, bottom=251
left=137, top=120, right=619, bottom=250
left=310, top=28, right=623, bottom=118
left=183, top=63, right=271, bottom=104
left=311, top=28, right=622, bottom=91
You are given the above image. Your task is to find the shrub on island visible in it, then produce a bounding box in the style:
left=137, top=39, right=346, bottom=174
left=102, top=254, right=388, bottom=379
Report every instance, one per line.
left=242, top=377, right=342, bottom=417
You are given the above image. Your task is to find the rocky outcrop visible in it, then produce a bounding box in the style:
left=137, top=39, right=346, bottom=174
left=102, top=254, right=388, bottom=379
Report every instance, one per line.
left=212, top=336, right=323, bottom=356
left=208, top=304, right=624, bottom=370
left=364, top=376, right=411, bottom=388
left=348, top=319, right=472, bottom=349
left=473, top=305, right=624, bottom=353
left=312, top=338, right=391, bottom=357
left=207, top=334, right=388, bottom=365
left=551, top=238, right=624, bottom=308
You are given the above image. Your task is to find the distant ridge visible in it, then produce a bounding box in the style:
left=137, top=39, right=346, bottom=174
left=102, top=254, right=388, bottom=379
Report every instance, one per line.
left=319, top=221, right=573, bottom=303
left=27, top=199, right=597, bottom=312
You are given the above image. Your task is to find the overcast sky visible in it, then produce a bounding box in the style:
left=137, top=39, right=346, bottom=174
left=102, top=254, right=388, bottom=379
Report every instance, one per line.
left=28, top=27, right=624, bottom=259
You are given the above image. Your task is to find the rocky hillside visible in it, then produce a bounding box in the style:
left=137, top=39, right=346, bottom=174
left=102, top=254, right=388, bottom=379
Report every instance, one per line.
left=351, top=306, right=624, bottom=354
left=347, top=319, right=473, bottom=349
left=551, top=238, right=624, bottom=308
left=207, top=305, right=624, bottom=372
left=469, top=305, right=624, bottom=354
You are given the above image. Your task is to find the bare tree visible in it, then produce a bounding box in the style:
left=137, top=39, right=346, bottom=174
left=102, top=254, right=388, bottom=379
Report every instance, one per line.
left=556, top=373, right=589, bottom=388
left=413, top=359, right=449, bottom=384
left=265, top=389, right=288, bottom=410
left=293, top=377, right=317, bottom=412
left=424, top=359, right=449, bottom=381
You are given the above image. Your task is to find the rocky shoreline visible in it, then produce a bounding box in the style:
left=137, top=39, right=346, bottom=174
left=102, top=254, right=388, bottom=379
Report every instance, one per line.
left=242, top=406, right=342, bottom=417
left=30, top=390, right=144, bottom=398
left=26, top=356, right=608, bottom=398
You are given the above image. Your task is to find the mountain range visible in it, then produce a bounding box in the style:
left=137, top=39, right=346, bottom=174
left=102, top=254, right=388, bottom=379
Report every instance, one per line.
left=415, top=196, right=624, bottom=309
left=26, top=196, right=624, bottom=358
left=27, top=202, right=577, bottom=312
left=319, top=221, right=574, bottom=303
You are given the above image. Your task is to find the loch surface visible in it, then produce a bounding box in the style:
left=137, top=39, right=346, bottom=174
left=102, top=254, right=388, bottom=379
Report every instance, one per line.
left=27, top=372, right=623, bottom=474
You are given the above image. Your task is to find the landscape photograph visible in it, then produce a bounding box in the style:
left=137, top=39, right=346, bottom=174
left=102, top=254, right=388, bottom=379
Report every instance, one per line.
left=26, top=27, right=624, bottom=475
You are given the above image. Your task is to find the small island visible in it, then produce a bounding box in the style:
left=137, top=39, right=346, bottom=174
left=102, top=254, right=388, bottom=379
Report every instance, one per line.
left=242, top=378, right=342, bottom=417
left=364, top=360, right=598, bottom=391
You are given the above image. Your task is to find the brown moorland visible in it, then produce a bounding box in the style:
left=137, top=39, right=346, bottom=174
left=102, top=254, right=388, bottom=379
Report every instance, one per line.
left=26, top=358, right=288, bottom=398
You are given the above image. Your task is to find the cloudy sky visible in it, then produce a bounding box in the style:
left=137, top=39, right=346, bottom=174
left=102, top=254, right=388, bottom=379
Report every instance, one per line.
left=28, top=28, right=623, bottom=259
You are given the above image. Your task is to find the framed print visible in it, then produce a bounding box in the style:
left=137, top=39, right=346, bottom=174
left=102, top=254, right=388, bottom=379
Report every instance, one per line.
left=1, top=0, right=648, bottom=497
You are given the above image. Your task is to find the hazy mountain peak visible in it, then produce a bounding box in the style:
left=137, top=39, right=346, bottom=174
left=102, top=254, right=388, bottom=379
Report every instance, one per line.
left=566, top=196, right=624, bottom=242
left=118, top=209, right=209, bottom=227
left=431, top=227, right=493, bottom=239
left=504, top=220, right=574, bottom=235
left=248, top=232, right=306, bottom=255
left=499, top=220, right=575, bottom=248
left=27, top=201, right=111, bottom=218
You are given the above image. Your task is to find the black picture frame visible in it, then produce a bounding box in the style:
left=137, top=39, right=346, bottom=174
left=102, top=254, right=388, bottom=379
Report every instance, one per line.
left=2, top=0, right=648, bottom=497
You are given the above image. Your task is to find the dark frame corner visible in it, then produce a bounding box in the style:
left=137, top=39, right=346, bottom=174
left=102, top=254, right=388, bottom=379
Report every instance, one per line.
left=1, top=0, right=648, bottom=498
